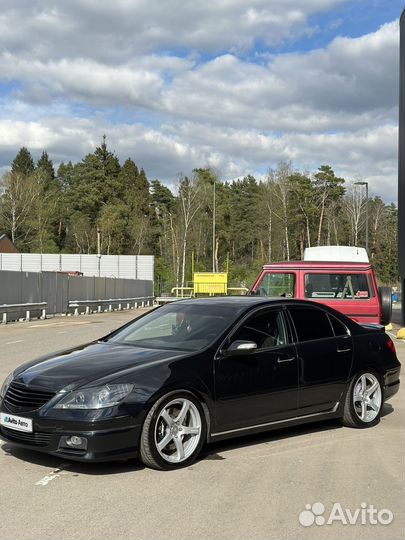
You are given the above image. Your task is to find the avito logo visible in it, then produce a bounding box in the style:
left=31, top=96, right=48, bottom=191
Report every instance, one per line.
left=299, top=502, right=394, bottom=527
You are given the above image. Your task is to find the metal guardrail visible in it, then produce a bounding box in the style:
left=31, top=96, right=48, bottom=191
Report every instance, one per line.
left=68, top=296, right=155, bottom=316
left=0, top=302, right=47, bottom=324
left=169, top=286, right=249, bottom=298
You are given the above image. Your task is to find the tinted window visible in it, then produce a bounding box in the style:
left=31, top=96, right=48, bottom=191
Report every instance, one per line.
left=289, top=307, right=334, bottom=342
left=304, top=273, right=372, bottom=299
left=255, top=273, right=295, bottom=297
left=230, top=309, right=287, bottom=350
left=328, top=315, right=349, bottom=337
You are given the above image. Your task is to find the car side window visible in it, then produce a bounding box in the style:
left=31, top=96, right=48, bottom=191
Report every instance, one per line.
left=328, top=314, right=350, bottom=337
left=230, top=309, right=287, bottom=350
left=289, top=307, right=334, bottom=342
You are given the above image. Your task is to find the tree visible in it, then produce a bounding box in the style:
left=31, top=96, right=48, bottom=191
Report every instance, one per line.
left=178, top=174, right=202, bottom=288
left=72, top=136, right=121, bottom=219
left=344, top=184, right=366, bottom=246
left=271, top=163, right=293, bottom=261
left=230, top=175, right=259, bottom=262
left=288, top=172, right=317, bottom=257
left=36, top=151, right=55, bottom=190
left=313, top=165, right=345, bottom=246
left=11, top=147, right=35, bottom=177
left=0, top=172, right=39, bottom=246
left=98, top=203, right=128, bottom=255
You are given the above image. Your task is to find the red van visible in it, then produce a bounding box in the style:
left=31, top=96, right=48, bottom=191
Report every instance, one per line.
left=251, top=260, right=392, bottom=326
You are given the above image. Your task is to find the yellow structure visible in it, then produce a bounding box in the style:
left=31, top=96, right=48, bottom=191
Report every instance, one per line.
left=193, top=272, right=228, bottom=296
left=397, top=327, right=405, bottom=340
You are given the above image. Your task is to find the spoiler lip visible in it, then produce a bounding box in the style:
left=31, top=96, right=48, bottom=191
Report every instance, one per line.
left=360, top=323, right=385, bottom=332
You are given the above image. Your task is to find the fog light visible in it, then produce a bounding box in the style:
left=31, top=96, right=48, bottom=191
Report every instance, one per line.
left=59, top=435, right=88, bottom=451
left=67, top=436, right=83, bottom=447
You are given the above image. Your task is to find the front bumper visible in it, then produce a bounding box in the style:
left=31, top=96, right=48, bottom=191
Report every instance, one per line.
left=0, top=408, right=142, bottom=462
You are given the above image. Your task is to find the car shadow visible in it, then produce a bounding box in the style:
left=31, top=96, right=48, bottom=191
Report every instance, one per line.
left=0, top=443, right=144, bottom=475
left=199, top=418, right=343, bottom=461
left=200, top=402, right=394, bottom=461
left=0, top=403, right=395, bottom=473
left=381, top=402, right=394, bottom=417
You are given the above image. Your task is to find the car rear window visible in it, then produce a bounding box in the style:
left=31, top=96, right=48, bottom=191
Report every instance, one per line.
left=328, top=314, right=350, bottom=336
left=289, top=307, right=334, bottom=342
left=304, top=273, right=372, bottom=300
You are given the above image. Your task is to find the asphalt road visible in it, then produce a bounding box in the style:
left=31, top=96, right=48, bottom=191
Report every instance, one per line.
left=0, top=309, right=403, bottom=540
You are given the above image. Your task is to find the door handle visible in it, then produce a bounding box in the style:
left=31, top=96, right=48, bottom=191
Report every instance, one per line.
left=337, top=347, right=351, bottom=353
left=277, top=356, right=295, bottom=363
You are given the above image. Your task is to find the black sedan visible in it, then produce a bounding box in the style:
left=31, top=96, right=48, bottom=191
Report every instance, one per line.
left=0, top=297, right=401, bottom=470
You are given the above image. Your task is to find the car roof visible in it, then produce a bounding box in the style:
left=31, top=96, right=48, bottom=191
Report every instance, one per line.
left=171, top=296, right=319, bottom=308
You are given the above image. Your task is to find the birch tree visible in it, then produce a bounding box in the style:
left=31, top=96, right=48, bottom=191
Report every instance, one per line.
left=178, top=175, right=202, bottom=288
left=0, top=172, right=39, bottom=246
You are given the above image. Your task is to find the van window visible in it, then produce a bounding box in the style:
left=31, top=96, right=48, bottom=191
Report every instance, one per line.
left=304, top=273, right=372, bottom=300
left=255, top=273, right=295, bottom=297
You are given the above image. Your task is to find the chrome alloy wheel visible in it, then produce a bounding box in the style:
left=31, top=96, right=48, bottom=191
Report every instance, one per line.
left=353, top=373, right=382, bottom=423
left=154, top=398, right=202, bottom=464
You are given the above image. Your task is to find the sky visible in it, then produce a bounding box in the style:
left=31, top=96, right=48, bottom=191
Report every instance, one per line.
left=0, top=0, right=403, bottom=200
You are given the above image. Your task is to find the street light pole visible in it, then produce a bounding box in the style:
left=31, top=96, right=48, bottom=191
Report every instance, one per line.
left=212, top=179, right=216, bottom=272
left=354, top=181, right=369, bottom=254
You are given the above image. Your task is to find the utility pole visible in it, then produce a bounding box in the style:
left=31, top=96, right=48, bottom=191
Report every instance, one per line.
left=399, top=8, right=405, bottom=325
left=97, top=228, right=101, bottom=277
left=212, top=179, right=216, bottom=272
left=354, top=181, right=369, bottom=254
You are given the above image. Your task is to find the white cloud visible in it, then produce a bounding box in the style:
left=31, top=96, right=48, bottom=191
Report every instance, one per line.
left=0, top=115, right=397, bottom=200
left=0, top=0, right=346, bottom=59
left=0, top=2, right=400, bottom=202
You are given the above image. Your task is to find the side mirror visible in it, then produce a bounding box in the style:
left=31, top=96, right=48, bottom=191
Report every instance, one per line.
left=224, top=340, right=258, bottom=356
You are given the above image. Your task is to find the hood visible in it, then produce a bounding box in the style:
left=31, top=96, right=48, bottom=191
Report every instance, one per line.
left=13, top=342, right=186, bottom=392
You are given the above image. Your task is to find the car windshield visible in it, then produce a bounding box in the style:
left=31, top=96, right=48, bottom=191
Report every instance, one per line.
left=255, top=273, right=295, bottom=297
left=106, top=303, right=239, bottom=352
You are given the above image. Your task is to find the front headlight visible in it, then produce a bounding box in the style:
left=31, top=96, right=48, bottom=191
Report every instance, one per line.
left=0, top=372, right=14, bottom=399
left=53, top=384, right=134, bottom=410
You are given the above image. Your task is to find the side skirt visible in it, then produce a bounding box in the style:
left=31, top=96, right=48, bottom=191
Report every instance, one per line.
left=209, top=403, right=341, bottom=442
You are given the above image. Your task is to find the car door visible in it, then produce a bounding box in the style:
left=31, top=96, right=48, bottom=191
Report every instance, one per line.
left=287, top=305, right=353, bottom=415
left=214, top=306, right=299, bottom=432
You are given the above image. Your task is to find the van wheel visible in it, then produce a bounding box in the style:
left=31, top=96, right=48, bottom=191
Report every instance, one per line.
left=379, top=286, right=392, bottom=326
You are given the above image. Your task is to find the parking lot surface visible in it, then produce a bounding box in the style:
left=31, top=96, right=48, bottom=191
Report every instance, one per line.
left=0, top=309, right=404, bottom=540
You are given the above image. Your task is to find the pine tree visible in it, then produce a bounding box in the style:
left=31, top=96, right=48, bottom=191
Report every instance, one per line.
left=37, top=151, right=55, bottom=177
left=11, top=147, right=35, bottom=176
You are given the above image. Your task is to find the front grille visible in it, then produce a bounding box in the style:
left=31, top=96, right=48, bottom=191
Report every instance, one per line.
left=4, top=381, right=55, bottom=412
left=1, top=427, right=53, bottom=447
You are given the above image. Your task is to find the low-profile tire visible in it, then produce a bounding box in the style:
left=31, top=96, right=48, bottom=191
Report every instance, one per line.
left=139, top=392, right=206, bottom=470
left=341, top=370, right=383, bottom=428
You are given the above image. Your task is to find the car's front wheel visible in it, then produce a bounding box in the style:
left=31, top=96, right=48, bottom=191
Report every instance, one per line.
left=139, top=392, right=206, bottom=470
left=341, top=371, right=383, bottom=428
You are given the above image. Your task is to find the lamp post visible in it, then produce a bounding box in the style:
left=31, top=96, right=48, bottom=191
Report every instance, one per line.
left=212, top=178, right=216, bottom=272
left=354, top=181, right=369, bottom=254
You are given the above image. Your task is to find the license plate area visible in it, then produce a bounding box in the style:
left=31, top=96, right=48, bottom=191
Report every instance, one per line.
left=0, top=412, right=33, bottom=433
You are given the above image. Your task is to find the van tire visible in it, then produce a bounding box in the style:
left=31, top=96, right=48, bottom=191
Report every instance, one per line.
left=379, top=286, right=392, bottom=326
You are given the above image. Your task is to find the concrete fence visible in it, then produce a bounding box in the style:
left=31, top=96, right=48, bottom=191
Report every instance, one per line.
left=0, top=270, right=154, bottom=322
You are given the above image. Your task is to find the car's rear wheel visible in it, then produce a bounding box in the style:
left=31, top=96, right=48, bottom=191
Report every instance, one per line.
left=341, top=371, right=383, bottom=428
left=139, top=392, right=206, bottom=470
